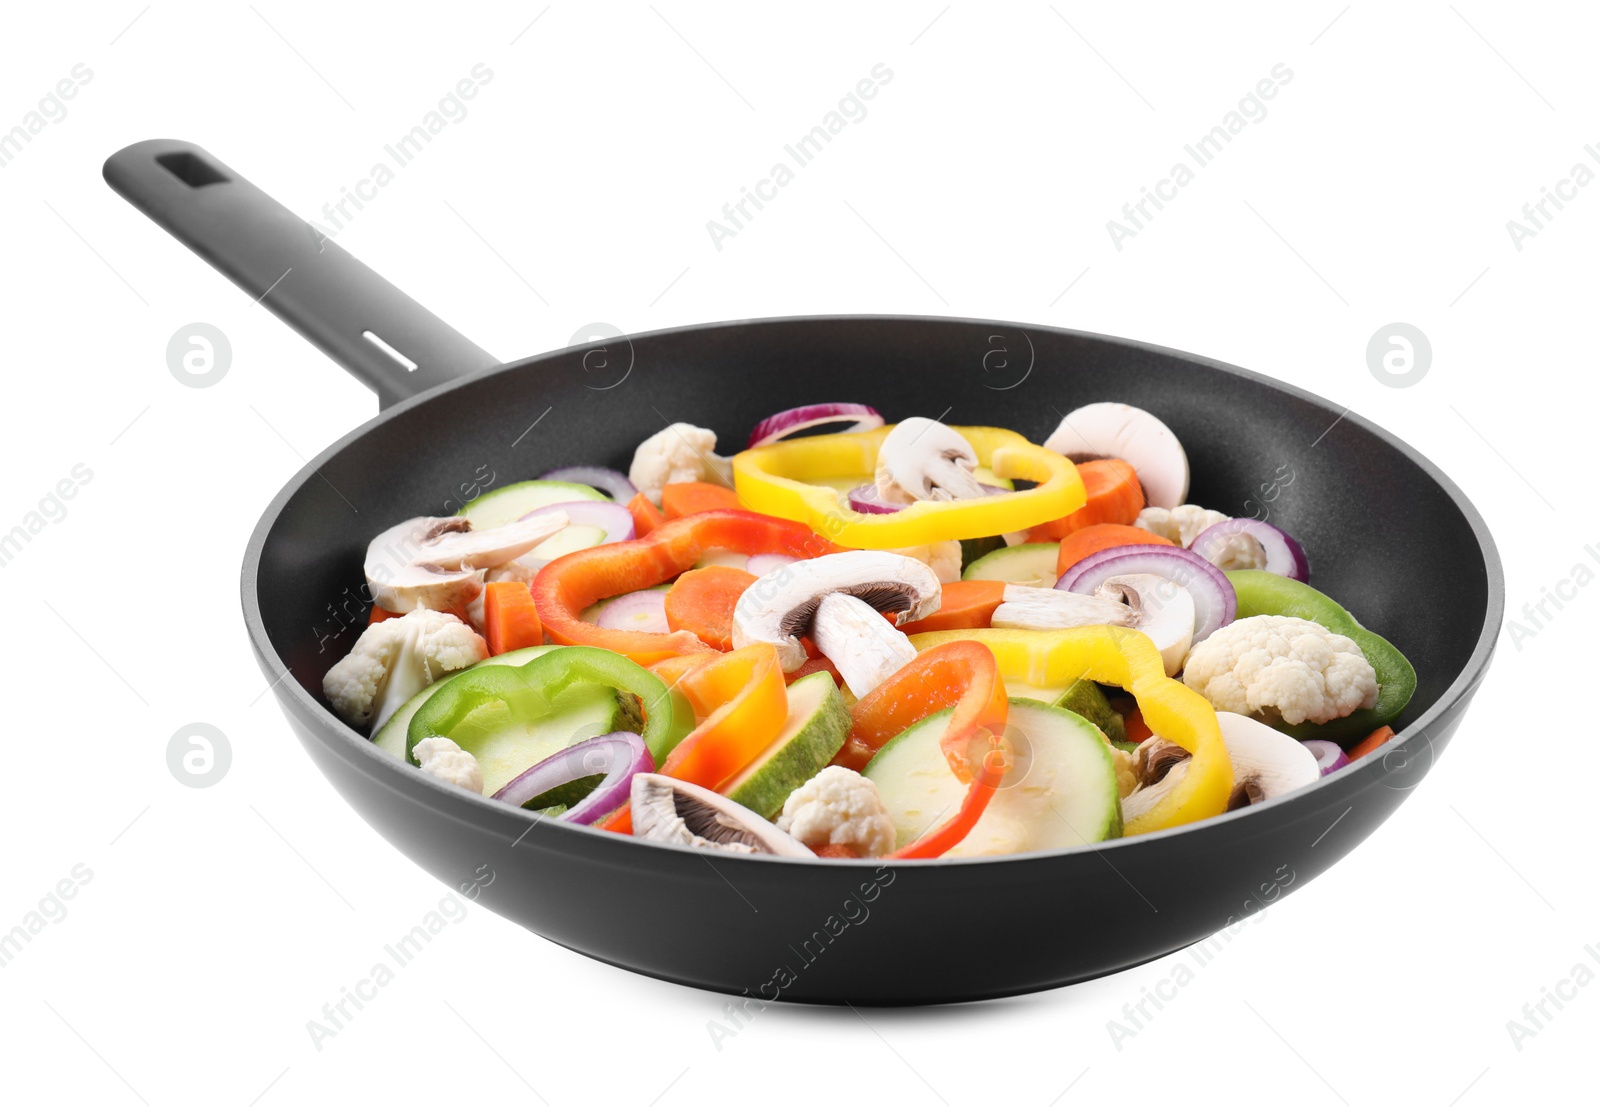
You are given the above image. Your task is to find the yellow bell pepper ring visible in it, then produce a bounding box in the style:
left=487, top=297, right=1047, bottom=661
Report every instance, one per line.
left=731, top=425, right=1087, bottom=548
left=908, top=626, right=1233, bottom=836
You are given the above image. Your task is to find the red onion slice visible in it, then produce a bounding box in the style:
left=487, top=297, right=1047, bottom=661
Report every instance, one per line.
left=537, top=465, right=637, bottom=502
left=847, top=482, right=912, bottom=515
left=1302, top=739, right=1350, bottom=776
left=747, top=403, right=884, bottom=449
left=847, top=482, right=1010, bottom=515
left=1059, top=544, right=1237, bottom=644
left=1190, top=518, right=1311, bottom=582
left=521, top=500, right=636, bottom=545
left=597, top=589, right=669, bottom=632
left=492, top=731, right=652, bottom=824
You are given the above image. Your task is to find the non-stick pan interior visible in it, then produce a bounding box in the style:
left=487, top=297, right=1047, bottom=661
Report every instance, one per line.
left=253, top=316, right=1490, bottom=730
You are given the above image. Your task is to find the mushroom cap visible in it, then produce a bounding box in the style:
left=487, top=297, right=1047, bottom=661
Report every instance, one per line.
left=1215, top=712, right=1321, bottom=808
left=631, top=774, right=815, bottom=856
left=875, top=417, right=988, bottom=502
left=364, top=511, right=568, bottom=614
left=1043, top=402, right=1190, bottom=509
left=732, top=551, right=943, bottom=671
left=1093, top=574, right=1195, bottom=676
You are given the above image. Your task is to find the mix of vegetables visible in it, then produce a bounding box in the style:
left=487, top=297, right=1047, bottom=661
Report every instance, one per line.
left=323, top=401, right=1416, bottom=860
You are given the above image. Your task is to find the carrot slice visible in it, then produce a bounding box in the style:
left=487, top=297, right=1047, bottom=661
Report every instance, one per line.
left=1055, top=522, right=1175, bottom=577
left=661, top=482, right=742, bottom=519
left=898, top=580, right=1007, bottom=635
left=664, top=565, right=758, bottom=652
left=627, top=491, right=667, bottom=536
left=1347, top=725, right=1396, bottom=761
left=1030, top=459, right=1144, bottom=541
left=482, top=581, right=542, bottom=655
left=368, top=605, right=402, bottom=625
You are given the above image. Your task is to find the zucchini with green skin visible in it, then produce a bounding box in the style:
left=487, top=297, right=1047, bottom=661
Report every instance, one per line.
left=863, top=697, right=1121, bottom=856
left=461, top=479, right=608, bottom=529
left=1225, top=570, right=1416, bottom=743
left=962, top=542, right=1058, bottom=587
left=722, top=672, right=852, bottom=818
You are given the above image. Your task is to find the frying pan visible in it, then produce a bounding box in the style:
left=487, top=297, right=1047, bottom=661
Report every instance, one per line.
left=105, top=139, right=1502, bottom=1005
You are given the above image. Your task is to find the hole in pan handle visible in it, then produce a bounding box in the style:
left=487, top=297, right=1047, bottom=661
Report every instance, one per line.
left=102, top=138, right=500, bottom=410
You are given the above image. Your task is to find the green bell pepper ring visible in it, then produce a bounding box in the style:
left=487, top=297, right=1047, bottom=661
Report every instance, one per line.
left=1226, top=570, right=1417, bottom=743
left=406, top=646, right=693, bottom=766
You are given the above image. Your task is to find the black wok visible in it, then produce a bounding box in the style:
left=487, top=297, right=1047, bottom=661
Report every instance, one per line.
left=105, top=139, right=1502, bottom=1005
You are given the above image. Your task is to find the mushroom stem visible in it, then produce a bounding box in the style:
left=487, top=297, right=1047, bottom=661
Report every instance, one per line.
left=991, top=585, right=1134, bottom=631
left=810, top=592, right=918, bottom=698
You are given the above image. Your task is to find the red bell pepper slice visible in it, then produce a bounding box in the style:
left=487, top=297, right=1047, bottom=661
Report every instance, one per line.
left=533, top=509, right=843, bottom=665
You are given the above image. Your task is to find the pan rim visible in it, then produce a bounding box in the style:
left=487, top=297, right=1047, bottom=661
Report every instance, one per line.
left=241, top=312, right=1505, bottom=869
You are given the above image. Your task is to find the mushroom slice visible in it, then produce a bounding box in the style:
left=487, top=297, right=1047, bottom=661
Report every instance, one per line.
left=875, top=416, right=988, bottom=503
left=1122, top=737, right=1190, bottom=826
left=1216, top=712, right=1320, bottom=809
left=364, top=511, right=569, bottom=613
left=631, top=774, right=815, bottom=856
left=1043, top=402, right=1190, bottom=509
left=990, top=585, right=1134, bottom=632
left=733, top=551, right=942, bottom=672
left=1093, top=574, right=1195, bottom=676
left=811, top=593, right=918, bottom=698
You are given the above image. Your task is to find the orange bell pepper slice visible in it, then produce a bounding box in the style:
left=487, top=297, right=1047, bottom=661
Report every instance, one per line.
left=600, top=644, right=789, bottom=834
left=533, top=509, right=844, bottom=665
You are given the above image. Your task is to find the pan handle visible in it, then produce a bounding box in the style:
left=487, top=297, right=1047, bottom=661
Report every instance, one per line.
left=103, top=139, right=500, bottom=409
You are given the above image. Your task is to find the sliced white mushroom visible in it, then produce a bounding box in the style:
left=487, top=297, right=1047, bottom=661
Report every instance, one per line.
left=811, top=593, right=918, bottom=699
left=732, top=551, right=941, bottom=673
left=1215, top=712, right=1320, bottom=808
left=1043, top=402, right=1190, bottom=509
left=1092, top=574, right=1196, bottom=676
left=1122, top=737, right=1190, bottom=826
left=990, top=585, right=1134, bottom=631
left=364, top=511, right=569, bottom=614
left=631, top=774, right=815, bottom=856
left=875, top=417, right=988, bottom=503
left=1124, top=716, right=1321, bottom=820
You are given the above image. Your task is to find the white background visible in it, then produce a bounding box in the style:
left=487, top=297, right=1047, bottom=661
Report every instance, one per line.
left=1, top=2, right=1593, bottom=1109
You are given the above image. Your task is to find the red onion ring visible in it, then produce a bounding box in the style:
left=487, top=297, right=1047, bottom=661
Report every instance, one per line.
left=521, top=500, right=636, bottom=545
left=1058, top=544, right=1237, bottom=644
left=537, top=465, right=637, bottom=502
left=1302, top=739, right=1350, bottom=776
left=492, top=731, right=652, bottom=824
left=747, top=403, right=884, bottom=449
left=1190, top=518, right=1311, bottom=582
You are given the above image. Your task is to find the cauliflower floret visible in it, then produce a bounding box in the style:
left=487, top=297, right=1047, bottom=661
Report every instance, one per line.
left=777, top=767, right=896, bottom=858
left=413, top=736, right=484, bottom=793
left=1108, top=745, right=1138, bottom=799
left=1135, top=504, right=1228, bottom=547
left=323, top=608, right=488, bottom=735
left=1183, top=614, right=1378, bottom=726
left=628, top=422, right=733, bottom=505
left=1135, top=504, right=1265, bottom=570
left=888, top=540, right=963, bottom=584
